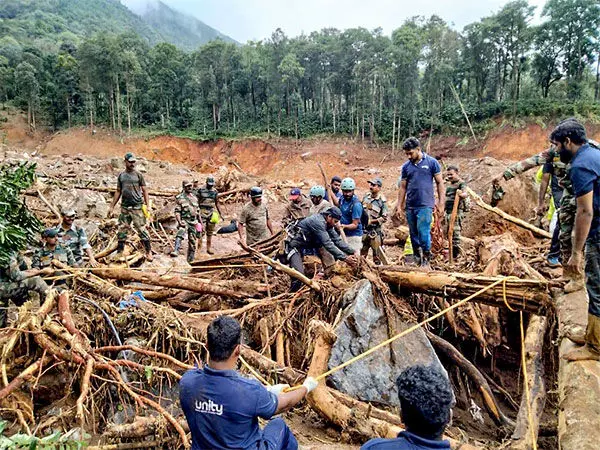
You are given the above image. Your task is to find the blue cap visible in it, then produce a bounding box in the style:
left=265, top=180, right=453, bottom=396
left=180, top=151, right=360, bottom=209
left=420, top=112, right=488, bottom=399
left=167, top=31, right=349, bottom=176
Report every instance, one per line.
left=289, top=188, right=301, bottom=199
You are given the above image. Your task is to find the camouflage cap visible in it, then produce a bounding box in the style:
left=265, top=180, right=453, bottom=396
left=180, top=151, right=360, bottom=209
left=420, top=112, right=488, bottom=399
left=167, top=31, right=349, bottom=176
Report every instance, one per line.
left=183, top=180, right=193, bottom=187
left=124, top=152, right=137, bottom=162
left=207, top=176, right=215, bottom=185
left=42, top=228, right=59, bottom=238
left=368, top=177, right=383, bottom=187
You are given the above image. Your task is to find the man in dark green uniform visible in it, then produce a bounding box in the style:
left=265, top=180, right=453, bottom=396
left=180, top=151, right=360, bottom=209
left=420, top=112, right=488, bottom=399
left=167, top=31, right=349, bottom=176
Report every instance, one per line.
left=196, top=176, right=221, bottom=255
left=361, top=178, right=388, bottom=264
left=172, top=181, right=201, bottom=262
left=444, top=166, right=469, bottom=259
left=238, top=187, right=274, bottom=246
left=55, top=208, right=99, bottom=267
left=108, top=152, right=153, bottom=261
left=32, top=228, right=76, bottom=289
left=0, top=253, right=51, bottom=327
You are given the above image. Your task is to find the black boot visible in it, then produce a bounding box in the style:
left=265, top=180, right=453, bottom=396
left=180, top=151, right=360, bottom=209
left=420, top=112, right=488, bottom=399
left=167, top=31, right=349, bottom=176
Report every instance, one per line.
left=421, top=250, right=431, bottom=268
left=415, top=248, right=423, bottom=266
left=452, top=245, right=460, bottom=260
left=170, top=237, right=182, bottom=257
left=187, top=248, right=196, bottom=263
left=142, top=240, right=154, bottom=261
left=116, top=241, right=125, bottom=253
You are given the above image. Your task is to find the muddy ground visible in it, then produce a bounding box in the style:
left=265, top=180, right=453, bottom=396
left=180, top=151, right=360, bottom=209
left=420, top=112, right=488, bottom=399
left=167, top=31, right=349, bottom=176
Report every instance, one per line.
left=1, top=110, right=586, bottom=448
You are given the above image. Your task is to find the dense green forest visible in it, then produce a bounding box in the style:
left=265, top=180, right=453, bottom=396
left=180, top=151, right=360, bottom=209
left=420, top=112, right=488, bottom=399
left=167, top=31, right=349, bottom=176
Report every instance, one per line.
left=0, top=0, right=599, bottom=143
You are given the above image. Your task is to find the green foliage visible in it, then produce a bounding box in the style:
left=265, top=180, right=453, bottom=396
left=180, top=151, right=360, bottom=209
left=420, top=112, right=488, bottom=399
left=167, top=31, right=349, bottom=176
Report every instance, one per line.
left=0, top=420, right=89, bottom=449
left=0, top=162, right=42, bottom=266
left=0, top=0, right=599, bottom=140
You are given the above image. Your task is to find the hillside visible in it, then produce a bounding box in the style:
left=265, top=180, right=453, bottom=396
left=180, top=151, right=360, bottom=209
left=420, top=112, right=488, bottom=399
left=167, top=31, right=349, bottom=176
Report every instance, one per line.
left=0, top=0, right=235, bottom=52
left=126, top=0, right=237, bottom=49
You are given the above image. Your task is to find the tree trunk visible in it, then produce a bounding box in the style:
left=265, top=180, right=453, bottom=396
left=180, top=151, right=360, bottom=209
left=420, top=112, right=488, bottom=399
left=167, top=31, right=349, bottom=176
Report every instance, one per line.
left=93, top=267, right=266, bottom=299
left=115, top=74, right=122, bottom=135
left=378, top=268, right=550, bottom=314
left=66, top=95, right=71, bottom=128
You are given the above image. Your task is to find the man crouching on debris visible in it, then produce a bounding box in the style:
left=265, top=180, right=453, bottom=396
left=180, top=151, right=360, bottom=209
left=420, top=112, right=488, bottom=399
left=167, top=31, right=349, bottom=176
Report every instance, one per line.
left=361, top=365, right=455, bottom=450
left=180, top=316, right=317, bottom=450
left=285, top=207, right=358, bottom=291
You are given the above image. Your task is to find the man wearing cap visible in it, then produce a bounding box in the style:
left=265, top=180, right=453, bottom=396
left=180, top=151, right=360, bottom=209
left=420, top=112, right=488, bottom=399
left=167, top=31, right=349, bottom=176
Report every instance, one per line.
left=285, top=207, right=358, bottom=291
left=283, top=188, right=312, bottom=226
left=309, top=185, right=331, bottom=215
left=0, top=252, right=51, bottom=327
left=339, top=177, right=364, bottom=253
left=238, top=187, right=274, bottom=246
left=361, top=178, right=388, bottom=264
left=197, top=176, right=221, bottom=255
left=108, top=152, right=153, bottom=261
left=32, top=228, right=76, bottom=288
left=172, top=181, right=201, bottom=262
left=56, top=208, right=99, bottom=267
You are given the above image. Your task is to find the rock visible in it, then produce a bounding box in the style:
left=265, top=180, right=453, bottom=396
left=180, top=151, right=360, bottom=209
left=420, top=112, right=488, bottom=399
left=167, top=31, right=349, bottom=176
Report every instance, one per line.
left=328, top=279, right=446, bottom=407
left=340, top=150, right=347, bottom=157
left=110, top=157, right=121, bottom=169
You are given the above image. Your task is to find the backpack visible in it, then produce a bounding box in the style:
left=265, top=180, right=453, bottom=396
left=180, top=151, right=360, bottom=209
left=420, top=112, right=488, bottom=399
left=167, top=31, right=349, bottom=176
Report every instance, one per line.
left=354, top=198, right=370, bottom=229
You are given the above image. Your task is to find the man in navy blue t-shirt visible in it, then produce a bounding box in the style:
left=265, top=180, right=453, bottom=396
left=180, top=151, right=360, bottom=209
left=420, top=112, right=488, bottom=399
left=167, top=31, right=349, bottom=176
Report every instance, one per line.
left=551, top=120, right=600, bottom=361
left=180, top=316, right=318, bottom=449
left=393, top=137, right=444, bottom=267
left=361, top=364, right=455, bottom=450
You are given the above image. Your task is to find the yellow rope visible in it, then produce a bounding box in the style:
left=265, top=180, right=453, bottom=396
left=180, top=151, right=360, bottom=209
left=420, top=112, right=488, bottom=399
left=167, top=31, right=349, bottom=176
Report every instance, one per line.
left=520, top=310, right=537, bottom=450
left=282, top=276, right=520, bottom=395
left=239, top=356, right=271, bottom=386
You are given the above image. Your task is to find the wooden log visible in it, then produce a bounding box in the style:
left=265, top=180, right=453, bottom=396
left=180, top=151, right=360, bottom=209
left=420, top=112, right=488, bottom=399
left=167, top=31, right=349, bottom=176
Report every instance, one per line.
left=378, top=268, right=551, bottom=314
left=426, top=332, right=514, bottom=427
left=305, top=320, right=480, bottom=449
left=448, top=190, right=461, bottom=263
left=555, top=289, right=600, bottom=450
left=466, top=187, right=551, bottom=239
left=239, top=241, right=321, bottom=292
left=510, top=315, right=548, bottom=449
left=93, top=267, right=263, bottom=299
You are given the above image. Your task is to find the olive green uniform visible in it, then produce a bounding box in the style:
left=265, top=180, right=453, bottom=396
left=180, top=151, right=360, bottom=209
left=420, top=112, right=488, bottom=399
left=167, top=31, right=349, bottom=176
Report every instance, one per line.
left=0, top=254, right=49, bottom=327
left=116, top=170, right=150, bottom=244
left=239, top=202, right=271, bottom=246
left=444, top=180, right=468, bottom=256
left=361, top=193, right=388, bottom=263
left=197, top=187, right=218, bottom=236
left=283, top=196, right=312, bottom=225
left=175, top=191, right=200, bottom=262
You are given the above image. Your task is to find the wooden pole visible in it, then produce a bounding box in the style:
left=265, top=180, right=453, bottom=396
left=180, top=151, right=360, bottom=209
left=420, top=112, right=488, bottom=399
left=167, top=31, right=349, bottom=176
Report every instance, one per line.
left=465, top=187, right=551, bottom=239
left=448, top=189, right=461, bottom=263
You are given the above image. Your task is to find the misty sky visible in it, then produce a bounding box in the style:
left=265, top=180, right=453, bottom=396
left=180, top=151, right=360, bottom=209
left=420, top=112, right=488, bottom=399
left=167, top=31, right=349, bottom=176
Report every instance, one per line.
left=128, top=0, right=548, bottom=43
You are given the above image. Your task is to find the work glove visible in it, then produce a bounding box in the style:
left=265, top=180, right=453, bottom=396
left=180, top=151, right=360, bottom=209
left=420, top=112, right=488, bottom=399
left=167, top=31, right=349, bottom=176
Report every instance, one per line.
left=302, top=377, right=319, bottom=393
left=266, top=383, right=290, bottom=396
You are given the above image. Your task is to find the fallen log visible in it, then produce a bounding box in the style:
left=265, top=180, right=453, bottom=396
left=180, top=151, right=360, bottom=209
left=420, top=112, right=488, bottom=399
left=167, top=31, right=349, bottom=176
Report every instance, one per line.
left=426, top=332, right=514, bottom=427
left=466, top=187, right=551, bottom=239
left=92, top=267, right=264, bottom=299
left=555, top=288, right=600, bottom=450
left=378, top=268, right=551, bottom=314
left=305, top=320, right=480, bottom=450
left=510, top=315, right=548, bottom=449
left=239, top=241, right=321, bottom=292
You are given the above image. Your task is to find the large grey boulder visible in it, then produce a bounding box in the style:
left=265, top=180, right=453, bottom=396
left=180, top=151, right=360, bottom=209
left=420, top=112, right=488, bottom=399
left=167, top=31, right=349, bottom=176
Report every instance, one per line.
left=328, top=279, right=446, bottom=407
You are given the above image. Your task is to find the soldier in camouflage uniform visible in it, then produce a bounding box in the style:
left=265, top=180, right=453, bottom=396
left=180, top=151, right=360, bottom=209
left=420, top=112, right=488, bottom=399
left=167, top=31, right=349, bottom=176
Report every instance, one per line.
left=32, top=228, right=76, bottom=288
left=495, top=142, right=600, bottom=265
left=55, top=208, right=99, bottom=267
left=172, top=181, right=201, bottom=262
left=108, top=152, right=153, bottom=261
left=444, top=166, right=469, bottom=259
left=196, top=176, right=221, bottom=255
left=361, top=178, right=389, bottom=264
left=0, top=253, right=50, bottom=327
